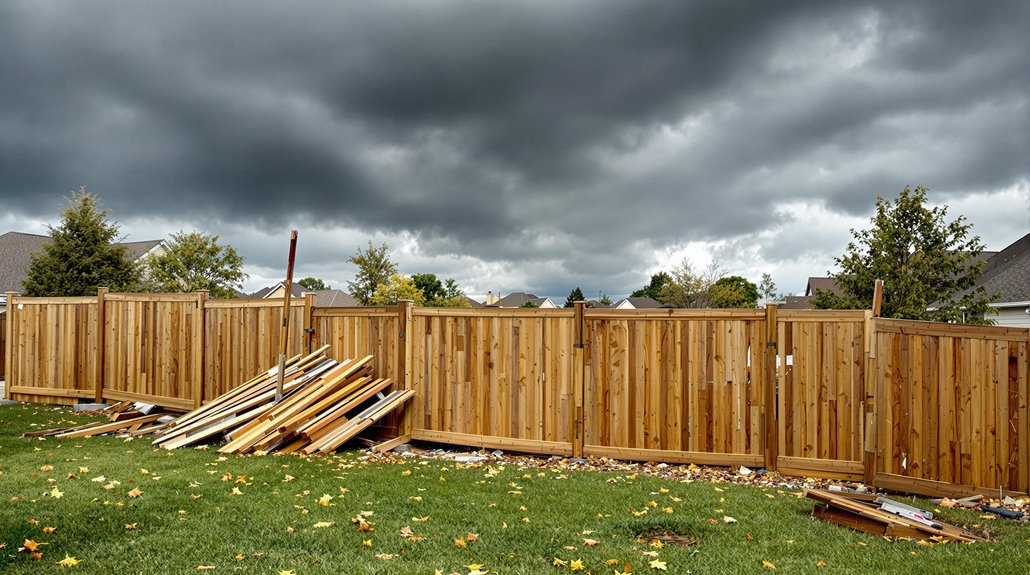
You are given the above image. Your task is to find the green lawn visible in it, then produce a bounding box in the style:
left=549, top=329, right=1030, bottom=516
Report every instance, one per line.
left=0, top=403, right=1027, bottom=574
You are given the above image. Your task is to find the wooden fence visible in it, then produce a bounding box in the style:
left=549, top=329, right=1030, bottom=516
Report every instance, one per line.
left=1, top=308, right=6, bottom=380
left=4, top=290, right=1030, bottom=494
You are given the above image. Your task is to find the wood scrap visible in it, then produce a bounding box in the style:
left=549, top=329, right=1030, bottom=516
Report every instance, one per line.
left=806, top=489, right=983, bottom=542
left=151, top=349, right=413, bottom=455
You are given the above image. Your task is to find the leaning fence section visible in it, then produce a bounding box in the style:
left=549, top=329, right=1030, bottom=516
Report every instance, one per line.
left=872, top=319, right=1030, bottom=493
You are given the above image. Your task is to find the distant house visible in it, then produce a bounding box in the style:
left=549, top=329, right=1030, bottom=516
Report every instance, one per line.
left=0, top=231, right=167, bottom=305
left=584, top=299, right=610, bottom=309
left=959, top=232, right=1030, bottom=328
left=248, top=282, right=359, bottom=307
left=612, top=296, right=663, bottom=309
left=465, top=296, right=485, bottom=308
left=486, top=292, right=557, bottom=308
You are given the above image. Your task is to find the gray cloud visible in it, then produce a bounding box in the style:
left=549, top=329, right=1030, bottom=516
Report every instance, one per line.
left=1, top=0, right=1027, bottom=300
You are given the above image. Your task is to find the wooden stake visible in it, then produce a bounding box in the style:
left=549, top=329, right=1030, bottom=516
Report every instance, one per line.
left=277, top=230, right=299, bottom=402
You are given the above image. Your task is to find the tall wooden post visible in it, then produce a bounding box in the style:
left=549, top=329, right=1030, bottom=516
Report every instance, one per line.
left=303, top=292, right=315, bottom=355
left=192, top=290, right=207, bottom=409
left=872, top=279, right=883, bottom=318
left=4, top=292, right=15, bottom=400
left=276, top=230, right=299, bottom=402
left=94, top=287, right=108, bottom=403
left=397, top=299, right=414, bottom=436
left=764, top=303, right=778, bottom=471
left=573, top=300, right=586, bottom=458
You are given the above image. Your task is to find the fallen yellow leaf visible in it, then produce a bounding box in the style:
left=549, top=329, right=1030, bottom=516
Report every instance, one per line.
left=127, top=487, right=143, bottom=498
left=649, top=558, right=667, bottom=570
left=570, top=558, right=585, bottom=571
left=56, top=555, right=81, bottom=567
left=762, top=559, right=776, bottom=569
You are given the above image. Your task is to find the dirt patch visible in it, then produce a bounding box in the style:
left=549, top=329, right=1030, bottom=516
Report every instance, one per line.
left=636, top=529, right=700, bottom=548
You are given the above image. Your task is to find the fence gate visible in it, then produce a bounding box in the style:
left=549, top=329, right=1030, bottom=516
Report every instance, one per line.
left=775, top=310, right=869, bottom=480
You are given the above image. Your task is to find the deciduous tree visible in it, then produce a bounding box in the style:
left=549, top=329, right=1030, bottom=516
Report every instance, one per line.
left=148, top=231, right=247, bottom=298
left=369, top=274, right=425, bottom=306
left=298, top=277, right=331, bottom=291
left=346, top=242, right=397, bottom=306
left=812, top=186, right=996, bottom=323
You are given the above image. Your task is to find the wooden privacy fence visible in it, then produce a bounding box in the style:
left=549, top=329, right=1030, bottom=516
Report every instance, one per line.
left=5, top=291, right=1030, bottom=494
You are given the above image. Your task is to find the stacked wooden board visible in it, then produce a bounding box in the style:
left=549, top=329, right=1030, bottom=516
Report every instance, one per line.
left=151, top=345, right=414, bottom=454
left=806, top=489, right=984, bottom=542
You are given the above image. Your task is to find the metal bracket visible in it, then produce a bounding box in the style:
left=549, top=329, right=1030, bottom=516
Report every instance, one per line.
left=303, top=328, right=314, bottom=334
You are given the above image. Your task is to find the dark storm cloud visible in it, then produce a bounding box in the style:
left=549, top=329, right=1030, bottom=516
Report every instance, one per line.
left=0, top=0, right=1027, bottom=297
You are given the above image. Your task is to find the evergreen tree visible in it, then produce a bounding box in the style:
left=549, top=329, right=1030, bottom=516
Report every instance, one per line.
left=22, top=188, right=141, bottom=296
left=630, top=272, right=672, bottom=299
left=564, top=287, right=585, bottom=307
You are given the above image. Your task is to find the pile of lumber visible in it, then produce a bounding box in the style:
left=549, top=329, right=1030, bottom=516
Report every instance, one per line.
left=22, top=401, right=177, bottom=439
left=806, top=489, right=983, bottom=542
left=152, top=345, right=414, bottom=454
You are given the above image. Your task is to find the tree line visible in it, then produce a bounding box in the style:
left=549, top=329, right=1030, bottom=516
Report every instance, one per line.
left=22, top=186, right=998, bottom=324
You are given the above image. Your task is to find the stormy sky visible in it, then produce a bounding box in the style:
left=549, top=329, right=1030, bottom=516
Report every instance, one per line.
left=2, top=1, right=1028, bottom=301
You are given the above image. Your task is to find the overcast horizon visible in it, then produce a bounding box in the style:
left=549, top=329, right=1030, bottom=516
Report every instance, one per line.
left=2, top=1, right=1028, bottom=303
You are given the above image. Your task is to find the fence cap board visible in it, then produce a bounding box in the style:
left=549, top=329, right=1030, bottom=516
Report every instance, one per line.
left=313, top=307, right=401, bottom=317
left=777, top=310, right=867, bottom=321
left=413, top=307, right=575, bottom=318
left=584, top=308, right=764, bottom=320
left=876, top=318, right=1030, bottom=341
left=8, top=296, right=97, bottom=305
left=105, top=293, right=201, bottom=302
left=206, top=298, right=305, bottom=309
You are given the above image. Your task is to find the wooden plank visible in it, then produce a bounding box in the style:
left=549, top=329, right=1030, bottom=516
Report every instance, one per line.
left=56, top=413, right=167, bottom=438
left=371, top=434, right=411, bottom=453
left=103, top=389, right=193, bottom=412
left=872, top=472, right=1025, bottom=499
left=411, top=428, right=574, bottom=456
left=876, top=318, right=1029, bottom=341
left=7, top=386, right=95, bottom=399
left=777, top=456, right=864, bottom=480
left=585, top=445, right=763, bottom=467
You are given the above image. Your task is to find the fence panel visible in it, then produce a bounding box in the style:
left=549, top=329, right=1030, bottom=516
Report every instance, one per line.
left=776, top=310, right=868, bottom=479
left=407, top=308, right=577, bottom=455
left=874, top=319, right=1030, bottom=492
left=583, top=309, right=767, bottom=467
left=102, top=294, right=201, bottom=410
left=203, top=299, right=305, bottom=401
left=312, top=306, right=402, bottom=384
left=4, top=296, right=98, bottom=404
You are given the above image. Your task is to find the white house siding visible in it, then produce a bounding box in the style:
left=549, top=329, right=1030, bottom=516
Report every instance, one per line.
left=992, top=306, right=1030, bottom=328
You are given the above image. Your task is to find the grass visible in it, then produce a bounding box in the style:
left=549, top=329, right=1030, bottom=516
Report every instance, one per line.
left=1, top=404, right=1028, bottom=574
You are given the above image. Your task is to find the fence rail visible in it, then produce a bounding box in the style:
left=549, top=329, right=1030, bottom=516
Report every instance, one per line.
left=4, top=290, right=1029, bottom=494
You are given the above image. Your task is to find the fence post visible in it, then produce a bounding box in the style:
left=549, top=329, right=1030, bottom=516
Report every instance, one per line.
left=863, top=309, right=878, bottom=485
left=4, top=292, right=15, bottom=399
left=397, top=299, right=414, bottom=436
left=303, top=292, right=316, bottom=354
left=94, top=287, right=108, bottom=403
left=573, top=300, right=586, bottom=458
left=764, top=303, right=778, bottom=471
left=193, top=290, right=208, bottom=409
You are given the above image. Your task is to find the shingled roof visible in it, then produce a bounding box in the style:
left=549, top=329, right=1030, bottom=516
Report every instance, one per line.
left=0, top=232, right=164, bottom=294
left=964, top=232, right=1030, bottom=306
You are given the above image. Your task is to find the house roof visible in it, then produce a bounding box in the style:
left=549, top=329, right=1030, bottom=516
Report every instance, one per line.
left=805, top=277, right=842, bottom=297
left=584, top=299, right=610, bottom=308
left=777, top=295, right=816, bottom=309
left=0, top=231, right=164, bottom=294
left=961, top=232, right=1030, bottom=306
left=614, top=296, right=664, bottom=309
left=465, top=296, right=485, bottom=308
left=309, top=289, right=359, bottom=307
left=488, top=292, right=550, bottom=308
left=248, top=282, right=305, bottom=299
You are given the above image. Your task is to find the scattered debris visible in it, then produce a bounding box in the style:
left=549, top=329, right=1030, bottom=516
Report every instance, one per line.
left=20, top=400, right=177, bottom=439
left=806, top=489, right=983, bottom=542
